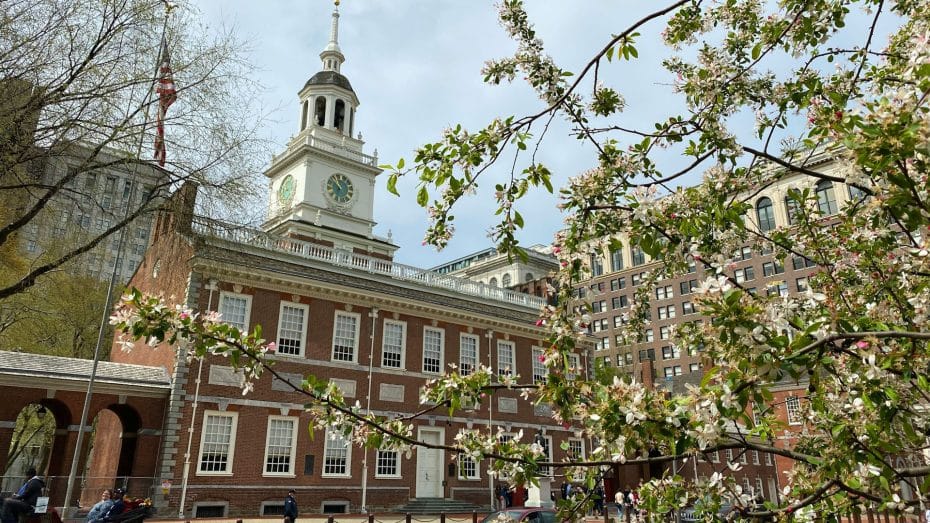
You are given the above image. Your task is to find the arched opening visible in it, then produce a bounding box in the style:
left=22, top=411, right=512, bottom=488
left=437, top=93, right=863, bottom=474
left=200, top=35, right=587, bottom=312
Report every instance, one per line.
left=784, top=191, right=801, bottom=225
left=2, top=403, right=56, bottom=493
left=755, top=197, right=775, bottom=232
left=525, top=272, right=534, bottom=282
left=348, top=108, right=354, bottom=136
left=83, top=404, right=142, bottom=504
left=334, top=99, right=346, bottom=133
left=502, top=274, right=512, bottom=287
left=314, top=97, right=326, bottom=127
left=300, top=101, right=308, bottom=131
left=815, top=180, right=837, bottom=215
left=489, top=277, right=498, bottom=287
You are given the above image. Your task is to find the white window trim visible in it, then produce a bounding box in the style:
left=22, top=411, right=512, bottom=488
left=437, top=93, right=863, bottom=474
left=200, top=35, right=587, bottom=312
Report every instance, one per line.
left=531, top=346, right=548, bottom=384
left=276, top=301, right=309, bottom=357
left=786, top=396, right=803, bottom=425
left=381, top=319, right=407, bottom=370
left=539, top=435, right=553, bottom=477
left=422, top=326, right=445, bottom=375
left=322, top=428, right=352, bottom=478
left=331, top=311, right=361, bottom=364
left=460, top=333, right=479, bottom=376
left=196, top=410, right=238, bottom=476
left=497, top=340, right=515, bottom=376
left=218, top=291, right=252, bottom=332
left=374, top=448, right=402, bottom=479
left=262, top=415, right=299, bottom=477
left=458, top=453, right=480, bottom=480
left=567, top=437, right=585, bottom=461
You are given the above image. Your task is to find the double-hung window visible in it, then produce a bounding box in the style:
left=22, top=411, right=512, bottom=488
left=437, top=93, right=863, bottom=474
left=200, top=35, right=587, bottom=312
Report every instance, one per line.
left=532, top=347, right=548, bottom=384
left=323, top=428, right=351, bottom=477
left=381, top=320, right=406, bottom=369
left=276, top=302, right=308, bottom=356
left=332, top=311, right=360, bottom=363
left=375, top=449, right=400, bottom=478
left=198, top=411, right=238, bottom=474
left=423, top=327, right=444, bottom=374
left=497, top=341, right=515, bottom=376
left=460, top=334, right=478, bottom=376
left=219, top=292, right=251, bottom=332
left=263, top=416, right=297, bottom=475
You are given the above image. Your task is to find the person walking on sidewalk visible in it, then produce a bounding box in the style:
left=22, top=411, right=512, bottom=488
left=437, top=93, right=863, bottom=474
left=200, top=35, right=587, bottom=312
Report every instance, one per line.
left=283, top=489, right=298, bottom=523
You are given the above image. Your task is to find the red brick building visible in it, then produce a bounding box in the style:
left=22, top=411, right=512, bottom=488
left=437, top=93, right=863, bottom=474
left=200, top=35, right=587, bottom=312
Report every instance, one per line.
left=105, top=5, right=582, bottom=517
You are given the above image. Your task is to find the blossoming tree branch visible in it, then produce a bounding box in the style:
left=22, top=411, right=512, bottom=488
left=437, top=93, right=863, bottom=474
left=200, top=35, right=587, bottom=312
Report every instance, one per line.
left=113, top=0, right=930, bottom=520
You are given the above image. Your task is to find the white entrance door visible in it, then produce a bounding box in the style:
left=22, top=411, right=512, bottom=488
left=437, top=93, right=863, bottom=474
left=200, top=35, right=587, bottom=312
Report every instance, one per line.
left=416, top=427, right=445, bottom=498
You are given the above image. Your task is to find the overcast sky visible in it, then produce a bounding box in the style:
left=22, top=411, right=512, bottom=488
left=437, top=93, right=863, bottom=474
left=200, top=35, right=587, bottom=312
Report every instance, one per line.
left=192, top=1, right=690, bottom=268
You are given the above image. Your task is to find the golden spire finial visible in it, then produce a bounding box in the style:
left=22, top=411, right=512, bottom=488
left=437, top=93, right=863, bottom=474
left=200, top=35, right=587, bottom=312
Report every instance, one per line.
left=334, top=0, right=339, bottom=6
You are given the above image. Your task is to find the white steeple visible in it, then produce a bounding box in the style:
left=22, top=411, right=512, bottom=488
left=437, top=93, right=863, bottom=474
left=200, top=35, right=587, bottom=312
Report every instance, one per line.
left=320, top=1, right=345, bottom=73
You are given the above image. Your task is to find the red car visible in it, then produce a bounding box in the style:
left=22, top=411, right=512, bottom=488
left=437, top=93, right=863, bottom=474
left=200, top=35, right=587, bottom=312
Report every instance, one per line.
left=480, top=508, right=557, bottom=523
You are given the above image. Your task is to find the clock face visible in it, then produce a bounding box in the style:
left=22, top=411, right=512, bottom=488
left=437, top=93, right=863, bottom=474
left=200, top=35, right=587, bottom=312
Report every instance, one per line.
left=325, top=173, right=354, bottom=204
left=278, top=175, right=295, bottom=204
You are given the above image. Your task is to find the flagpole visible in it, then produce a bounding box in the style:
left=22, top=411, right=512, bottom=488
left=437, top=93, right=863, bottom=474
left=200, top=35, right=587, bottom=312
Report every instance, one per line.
left=61, top=6, right=173, bottom=513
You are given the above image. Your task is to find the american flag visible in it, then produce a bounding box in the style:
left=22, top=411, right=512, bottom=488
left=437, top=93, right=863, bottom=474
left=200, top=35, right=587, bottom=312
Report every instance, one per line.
left=154, top=41, right=177, bottom=167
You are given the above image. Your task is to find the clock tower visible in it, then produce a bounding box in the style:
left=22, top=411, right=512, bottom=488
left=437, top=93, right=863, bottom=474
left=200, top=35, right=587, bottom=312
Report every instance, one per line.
left=263, top=1, right=397, bottom=259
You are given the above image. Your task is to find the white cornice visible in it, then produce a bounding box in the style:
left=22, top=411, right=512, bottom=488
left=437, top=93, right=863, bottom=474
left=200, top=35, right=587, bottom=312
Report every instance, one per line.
left=190, top=258, right=546, bottom=340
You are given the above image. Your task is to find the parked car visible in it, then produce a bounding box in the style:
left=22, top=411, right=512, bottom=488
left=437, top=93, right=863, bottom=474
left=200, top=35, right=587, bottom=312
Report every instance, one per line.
left=481, top=508, right=557, bottom=523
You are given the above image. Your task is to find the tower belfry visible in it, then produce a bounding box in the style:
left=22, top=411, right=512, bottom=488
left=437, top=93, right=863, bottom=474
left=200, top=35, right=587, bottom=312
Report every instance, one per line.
left=262, top=0, right=397, bottom=259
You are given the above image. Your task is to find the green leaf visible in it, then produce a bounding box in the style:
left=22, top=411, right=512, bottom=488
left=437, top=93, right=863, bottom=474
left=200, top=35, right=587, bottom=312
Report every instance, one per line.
left=397, top=157, right=405, bottom=170
left=416, top=186, right=428, bottom=207
left=386, top=174, right=399, bottom=196
left=751, top=43, right=762, bottom=60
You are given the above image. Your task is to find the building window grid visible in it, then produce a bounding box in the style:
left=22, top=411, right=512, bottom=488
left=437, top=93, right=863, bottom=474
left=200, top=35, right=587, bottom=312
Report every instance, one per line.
left=460, top=334, right=478, bottom=376
left=567, top=438, right=585, bottom=460
left=661, top=345, right=681, bottom=360
left=276, top=303, right=308, bottom=356
left=423, top=328, right=444, bottom=374
left=331, top=312, right=359, bottom=363
left=532, top=347, right=548, bottom=384
left=264, top=417, right=296, bottom=475
left=219, top=292, right=251, bottom=332
left=786, top=396, right=803, bottom=425
left=198, top=412, right=237, bottom=474
left=375, top=449, right=400, bottom=478
left=323, top=428, right=351, bottom=477
left=381, top=320, right=406, bottom=369
left=735, top=266, right=755, bottom=283
left=610, top=249, right=624, bottom=271
left=756, top=197, right=776, bottom=232
left=762, top=261, right=785, bottom=277
left=497, top=341, right=515, bottom=376
left=458, top=453, right=479, bottom=479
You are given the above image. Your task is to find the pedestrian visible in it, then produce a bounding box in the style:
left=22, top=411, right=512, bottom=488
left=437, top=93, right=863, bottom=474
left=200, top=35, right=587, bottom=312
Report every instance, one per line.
left=101, top=489, right=126, bottom=523
left=283, top=489, right=298, bottom=523
left=1, top=467, right=45, bottom=523
left=614, top=488, right=624, bottom=520
left=621, top=485, right=633, bottom=522
left=593, top=484, right=604, bottom=516
left=86, top=489, right=114, bottom=523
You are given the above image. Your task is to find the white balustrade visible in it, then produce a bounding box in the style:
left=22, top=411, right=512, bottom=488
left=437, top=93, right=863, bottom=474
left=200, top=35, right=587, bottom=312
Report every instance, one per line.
left=191, top=219, right=547, bottom=310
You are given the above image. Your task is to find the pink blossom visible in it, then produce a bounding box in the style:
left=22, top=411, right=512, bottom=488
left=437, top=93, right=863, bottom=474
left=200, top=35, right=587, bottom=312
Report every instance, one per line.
left=856, top=340, right=869, bottom=349
left=535, top=319, right=544, bottom=326
left=266, top=342, right=277, bottom=353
